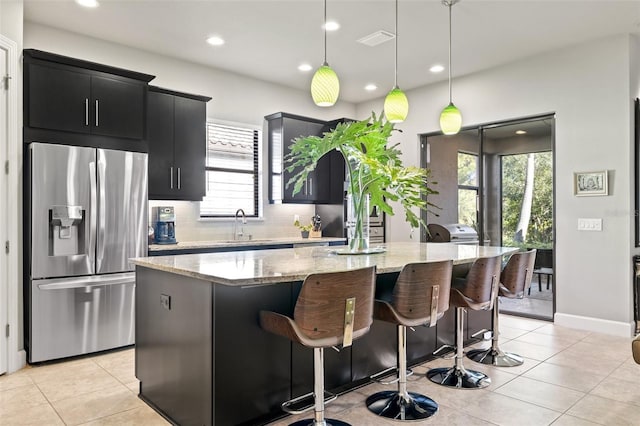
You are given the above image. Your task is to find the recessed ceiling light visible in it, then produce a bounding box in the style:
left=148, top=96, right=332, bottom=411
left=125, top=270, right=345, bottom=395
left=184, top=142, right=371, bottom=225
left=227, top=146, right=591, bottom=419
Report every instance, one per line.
left=206, top=36, right=225, bottom=46
left=76, top=0, right=99, bottom=8
left=298, top=63, right=313, bottom=72
left=430, top=64, right=445, bottom=73
left=323, top=21, right=340, bottom=31
left=516, top=130, right=527, bottom=135
left=365, top=84, right=378, bottom=91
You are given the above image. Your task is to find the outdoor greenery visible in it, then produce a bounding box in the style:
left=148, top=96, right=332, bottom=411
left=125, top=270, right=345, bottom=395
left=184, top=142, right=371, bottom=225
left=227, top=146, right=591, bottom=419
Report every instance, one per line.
left=457, top=153, right=478, bottom=229
left=502, top=152, right=553, bottom=248
left=285, top=113, right=438, bottom=250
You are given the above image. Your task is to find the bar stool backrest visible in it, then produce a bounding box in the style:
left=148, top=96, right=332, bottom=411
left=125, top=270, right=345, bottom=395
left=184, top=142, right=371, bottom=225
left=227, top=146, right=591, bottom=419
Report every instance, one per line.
left=393, top=260, right=453, bottom=323
left=294, top=266, right=376, bottom=344
left=461, top=255, right=502, bottom=305
left=501, top=249, right=537, bottom=298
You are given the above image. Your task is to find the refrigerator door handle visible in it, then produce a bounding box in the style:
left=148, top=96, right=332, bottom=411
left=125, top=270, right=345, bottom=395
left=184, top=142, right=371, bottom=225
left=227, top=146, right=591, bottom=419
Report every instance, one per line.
left=89, top=160, right=97, bottom=270
left=37, top=272, right=136, bottom=291
left=97, top=156, right=107, bottom=270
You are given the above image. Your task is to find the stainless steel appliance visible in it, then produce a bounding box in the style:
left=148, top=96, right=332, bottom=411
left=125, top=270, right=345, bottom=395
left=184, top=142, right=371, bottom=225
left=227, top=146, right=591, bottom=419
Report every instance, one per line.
left=315, top=201, right=385, bottom=244
left=426, top=223, right=479, bottom=245
left=26, top=142, right=148, bottom=363
left=152, top=206, right=177, bottom=244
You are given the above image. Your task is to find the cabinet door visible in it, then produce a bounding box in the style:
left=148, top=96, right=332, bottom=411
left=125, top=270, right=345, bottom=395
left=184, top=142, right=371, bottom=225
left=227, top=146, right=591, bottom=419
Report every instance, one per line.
left=91, top=75, right=145, bottom=139
left=174, top=96, right=206, bottom=200
left=147, top=91, right=175, bottom=199
left=27, top=63, right=91, bottom=134
left=282, top=117, right=326, bottom=203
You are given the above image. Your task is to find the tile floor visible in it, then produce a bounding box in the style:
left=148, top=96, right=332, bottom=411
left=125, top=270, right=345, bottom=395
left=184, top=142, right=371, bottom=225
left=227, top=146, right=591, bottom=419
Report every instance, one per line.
left=1, top=315, right=638, bottom=426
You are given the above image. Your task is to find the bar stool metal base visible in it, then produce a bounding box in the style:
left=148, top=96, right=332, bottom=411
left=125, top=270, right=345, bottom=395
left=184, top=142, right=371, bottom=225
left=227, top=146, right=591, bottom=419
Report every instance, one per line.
left=366, top=390, right=438, bottom=420
left=427, top=365, right=491, bottom=389
left=290, top=419, right=351, bottom=426
left=466, top=347, right=524, bottom=367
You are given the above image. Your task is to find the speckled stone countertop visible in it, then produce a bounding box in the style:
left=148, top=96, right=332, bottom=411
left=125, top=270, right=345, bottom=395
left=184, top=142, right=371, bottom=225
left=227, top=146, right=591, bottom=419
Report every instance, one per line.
left=132, top=242, right=518, bottom=287
left=148, top=237, right=346, bottom=252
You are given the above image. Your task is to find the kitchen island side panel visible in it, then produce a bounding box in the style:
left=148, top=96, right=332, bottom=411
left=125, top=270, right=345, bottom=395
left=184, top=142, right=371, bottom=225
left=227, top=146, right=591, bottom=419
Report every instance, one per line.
left=135, top=266, right=213, bottom=426
left=213, top=282, right=292, bottom=426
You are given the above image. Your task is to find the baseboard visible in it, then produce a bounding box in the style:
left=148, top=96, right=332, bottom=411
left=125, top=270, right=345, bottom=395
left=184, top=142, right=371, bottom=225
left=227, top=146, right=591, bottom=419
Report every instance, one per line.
left=8, top=349, right=26, bottom=373
left=554, top=313, right=634, bottom=337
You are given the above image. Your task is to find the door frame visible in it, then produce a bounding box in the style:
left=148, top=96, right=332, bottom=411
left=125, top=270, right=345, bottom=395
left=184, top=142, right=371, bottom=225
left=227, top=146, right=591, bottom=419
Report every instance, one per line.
left=419, top=113, right=556, bottom=321
left=0, top=34, right=24, bottom=374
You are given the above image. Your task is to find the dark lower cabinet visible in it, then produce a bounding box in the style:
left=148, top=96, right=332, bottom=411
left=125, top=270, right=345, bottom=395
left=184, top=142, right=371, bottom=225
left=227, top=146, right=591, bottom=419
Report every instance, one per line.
left=147, top=86, right=211, bottom=201
left=135, top=267, right=491, bottom=426
left=136, top=268, right=212, bottom=426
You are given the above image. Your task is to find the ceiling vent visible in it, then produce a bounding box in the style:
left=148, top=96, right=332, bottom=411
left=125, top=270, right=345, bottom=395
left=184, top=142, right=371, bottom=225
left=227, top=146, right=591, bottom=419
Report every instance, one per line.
left=357, top=30, right=395, bottom=47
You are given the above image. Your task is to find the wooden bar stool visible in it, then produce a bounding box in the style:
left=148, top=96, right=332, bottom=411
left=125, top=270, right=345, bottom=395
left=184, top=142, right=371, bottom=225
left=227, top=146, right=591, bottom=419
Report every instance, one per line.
left=365, top=260, right=453, bottom=421
left=467, top=249, right=536, bottom=367
left=260, top=266, right=376, bottom=426
left=427, top=255, right=502, bottom=389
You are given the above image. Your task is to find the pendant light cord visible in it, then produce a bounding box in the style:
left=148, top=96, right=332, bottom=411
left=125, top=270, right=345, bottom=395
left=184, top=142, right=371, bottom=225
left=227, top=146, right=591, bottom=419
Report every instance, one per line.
left=447, top=1, right=453, bottom=103
left=323, top=0, right=328, bottom=65
left=394, top=0, right=398, bottom=88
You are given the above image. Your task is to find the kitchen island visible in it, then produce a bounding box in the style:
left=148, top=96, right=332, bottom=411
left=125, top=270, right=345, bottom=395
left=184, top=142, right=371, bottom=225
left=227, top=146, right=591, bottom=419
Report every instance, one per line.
left=131, top=242, right=517, bottom=426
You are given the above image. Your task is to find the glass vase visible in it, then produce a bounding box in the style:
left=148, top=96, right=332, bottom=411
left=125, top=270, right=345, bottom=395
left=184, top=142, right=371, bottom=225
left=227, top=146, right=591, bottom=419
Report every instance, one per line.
left=346, top=192, right=370, bottom=253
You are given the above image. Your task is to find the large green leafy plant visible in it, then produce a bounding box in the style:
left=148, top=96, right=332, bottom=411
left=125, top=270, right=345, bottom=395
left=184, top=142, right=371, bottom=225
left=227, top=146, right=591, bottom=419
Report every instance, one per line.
left=286, top=113, right=438, bottom=251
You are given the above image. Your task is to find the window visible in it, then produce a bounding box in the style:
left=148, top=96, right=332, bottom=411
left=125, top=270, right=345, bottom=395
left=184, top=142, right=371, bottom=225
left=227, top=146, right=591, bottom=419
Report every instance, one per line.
left=200, top=122, right=261, bottom=217
left=457, top=152, right=478, bottom=228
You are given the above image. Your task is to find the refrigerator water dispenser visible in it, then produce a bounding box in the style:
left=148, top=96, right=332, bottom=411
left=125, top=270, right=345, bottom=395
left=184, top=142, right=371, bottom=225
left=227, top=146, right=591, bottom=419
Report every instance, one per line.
left=49, top=205, right=85, bottom=256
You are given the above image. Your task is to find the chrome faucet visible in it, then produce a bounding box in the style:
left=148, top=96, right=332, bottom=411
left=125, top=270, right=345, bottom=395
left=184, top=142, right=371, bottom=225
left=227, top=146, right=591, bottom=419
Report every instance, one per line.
left=234, top=209, right=247, bottom=240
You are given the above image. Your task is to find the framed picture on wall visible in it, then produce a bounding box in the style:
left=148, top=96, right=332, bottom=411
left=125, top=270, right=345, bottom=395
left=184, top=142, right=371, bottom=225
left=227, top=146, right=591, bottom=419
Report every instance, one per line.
left=574, top=170, right=608, bottom=196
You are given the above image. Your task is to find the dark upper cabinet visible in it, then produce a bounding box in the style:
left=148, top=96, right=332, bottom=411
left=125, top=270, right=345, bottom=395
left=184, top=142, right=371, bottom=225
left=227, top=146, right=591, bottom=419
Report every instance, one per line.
left=267, top=112, right=345, bottom=204
left=24, top=49, right=154, bottom=147
left=147, top=86, right=211, bottom=201
left=27, top=63, right=91, bottom=134
left=91, top=75, right=145, bottom=139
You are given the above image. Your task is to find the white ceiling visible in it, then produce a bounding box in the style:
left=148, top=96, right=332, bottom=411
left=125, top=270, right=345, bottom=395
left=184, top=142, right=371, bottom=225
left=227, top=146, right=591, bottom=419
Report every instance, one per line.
left=24, top=0, right=640, bottom=104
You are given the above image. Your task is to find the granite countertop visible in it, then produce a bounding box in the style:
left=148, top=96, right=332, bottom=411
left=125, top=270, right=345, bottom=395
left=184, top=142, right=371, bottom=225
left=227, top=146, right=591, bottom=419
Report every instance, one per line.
left=148, top=237, right=346, bottom=252
left=132, top=242, right=518, bottom=287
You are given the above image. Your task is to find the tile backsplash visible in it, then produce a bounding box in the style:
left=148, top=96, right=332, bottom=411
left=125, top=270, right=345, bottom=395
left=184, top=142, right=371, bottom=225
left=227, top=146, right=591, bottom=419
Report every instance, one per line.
left=149, top=200, right=316, bottom=242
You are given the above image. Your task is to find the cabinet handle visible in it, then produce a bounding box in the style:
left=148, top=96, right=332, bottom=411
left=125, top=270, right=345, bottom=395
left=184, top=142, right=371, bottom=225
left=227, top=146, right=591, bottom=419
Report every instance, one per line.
left=95, top=99, right=99, bottom=127
left=309, top=177, right=312, bottom=196
left=85, top=98, right=89, bottom=126
left=170, top=167, right=174, bottom=189
left=177, top=167, right=181, bottom=189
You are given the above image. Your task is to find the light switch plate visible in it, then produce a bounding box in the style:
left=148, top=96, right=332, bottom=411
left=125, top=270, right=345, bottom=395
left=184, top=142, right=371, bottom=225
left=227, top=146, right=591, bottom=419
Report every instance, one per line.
left=160, top=293, right=171, bottom=310
left=578, top=218, right=602, bottom=231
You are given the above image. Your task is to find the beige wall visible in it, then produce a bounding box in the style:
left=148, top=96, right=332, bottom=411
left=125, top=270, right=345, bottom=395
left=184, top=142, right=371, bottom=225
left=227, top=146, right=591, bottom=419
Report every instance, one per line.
left=357, top=34, right=637, bottom=335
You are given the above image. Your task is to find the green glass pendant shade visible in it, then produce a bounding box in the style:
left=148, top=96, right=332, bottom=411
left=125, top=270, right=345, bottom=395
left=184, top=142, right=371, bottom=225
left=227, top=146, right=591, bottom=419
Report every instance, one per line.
left=311, top=64, right=340, bottom=107
left=439, top=102, right=462, bottom=135
left=384, top=87, right=409, bottom=123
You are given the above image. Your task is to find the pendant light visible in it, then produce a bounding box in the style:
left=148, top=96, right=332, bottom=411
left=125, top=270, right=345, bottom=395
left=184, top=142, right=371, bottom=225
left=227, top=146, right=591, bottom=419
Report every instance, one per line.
left=311, top=0, right=340, bottom=107
left=384, top=0, right=408, bottom=123
left=439, top=0, right=462, bottom=135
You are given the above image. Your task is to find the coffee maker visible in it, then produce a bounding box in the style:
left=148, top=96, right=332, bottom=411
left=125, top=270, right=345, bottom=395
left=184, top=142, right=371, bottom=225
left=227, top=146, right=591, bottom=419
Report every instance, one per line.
left=152, top=206, right=177, bottom=244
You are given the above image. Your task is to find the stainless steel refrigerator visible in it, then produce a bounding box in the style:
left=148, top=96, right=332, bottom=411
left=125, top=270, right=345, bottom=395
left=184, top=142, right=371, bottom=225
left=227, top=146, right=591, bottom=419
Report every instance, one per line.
left=26, top=142, right=148, bottom=363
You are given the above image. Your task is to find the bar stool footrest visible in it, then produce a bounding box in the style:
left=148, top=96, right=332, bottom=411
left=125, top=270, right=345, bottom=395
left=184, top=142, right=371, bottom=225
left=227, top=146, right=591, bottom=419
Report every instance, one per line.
left=426, top=365, right=491, bottom=389
left=366, top=390, right=438, bottom=421
left=466, top=347, right=524, bottom=367
left=290, top=419, right=351, bottom=426
left=282, top=390, right=338, bottom=415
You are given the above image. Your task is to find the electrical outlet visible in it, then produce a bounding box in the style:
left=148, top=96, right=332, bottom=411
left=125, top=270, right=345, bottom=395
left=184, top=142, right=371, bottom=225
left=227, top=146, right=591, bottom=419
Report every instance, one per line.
left=577, top=218, right=602, bottom=231
left=160, top=294, right=171, bottom=310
